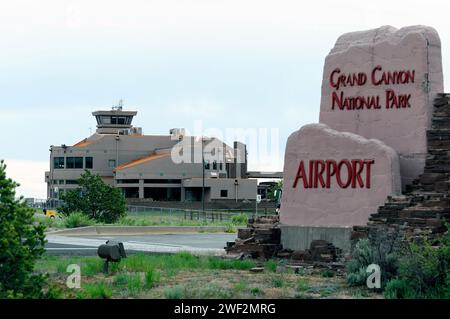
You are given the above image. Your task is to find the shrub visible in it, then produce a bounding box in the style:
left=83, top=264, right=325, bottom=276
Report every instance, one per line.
left=231, top=214, right=248, bottom=225
left=0, top=160, right=47, bottom=298
left=385, top=236, right=450, bottom=299
left=60, top=170, right=126, bottom=223
left=145, top=270, right=160, bottom=289
left=207, top=257, right=256, bottom=270
left=384, top=278, right=414, bottom=299
left=250, top=287, right=263, bottom=296
left=348, top=225, right=450, bottom=298
left=127, top=274, right=142, bottom=296
left=297, top=278, right=310, bottom=292
left=113, top=273, right=128, bottom=287
left=271, top=275, right=284, bottom=288
left=321, top=270, right=336, bottom=278
left=264, top=260, right=277, bottom=272
left=64, top=212, right=94, bottom=228
left=224, top=223, right=237, bottom=233
left=346, top=235, right=399, bottom=288
left=83, top=282, right=112, bottom=299
left=164, top=285, right=185, bottom=299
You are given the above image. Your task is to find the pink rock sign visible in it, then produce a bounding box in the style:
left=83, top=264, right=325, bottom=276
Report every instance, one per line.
left=280, top=124, right=401, bottom=227
left=319, top=25, right=443, bottom=188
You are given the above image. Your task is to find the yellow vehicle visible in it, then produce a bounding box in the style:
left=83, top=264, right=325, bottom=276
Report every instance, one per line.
left=43, top=209, right=58, bottom=218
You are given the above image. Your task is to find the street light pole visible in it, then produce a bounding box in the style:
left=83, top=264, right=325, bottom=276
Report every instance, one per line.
left=201, top=137, right=205, bottom=215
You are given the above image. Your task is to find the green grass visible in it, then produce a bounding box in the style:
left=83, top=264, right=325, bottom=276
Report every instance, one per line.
left=37, top=252, right=257, bottom=275
left=264, top=260, right=278, bottom=272
left=250, top=287, right=263, bottom=297
left=35, top=253, right=359, bottom=299
left=297, top=278, right=310, bottom=292
left=35, top=208, right=276, bottom=229
left=321, top=270, right=336, bottom=278
left=271, top=275, right=285, bottom=288
left=145, top=270, right=160, bottom=289
left=81, top=282, right=113, bottom=299
left=164, top=285, right=185, bottom=299
left=36, top=212, right=248, bottom=229
left=127, top=274, right=142, bottom=296
left=233, top=280, right=249, bottom=294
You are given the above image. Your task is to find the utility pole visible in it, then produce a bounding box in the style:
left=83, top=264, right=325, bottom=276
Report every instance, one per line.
left=201, top=137, right=205, bottom=215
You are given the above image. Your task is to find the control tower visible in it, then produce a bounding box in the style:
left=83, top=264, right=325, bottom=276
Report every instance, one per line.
left=92, top=100, right=138, bottom=134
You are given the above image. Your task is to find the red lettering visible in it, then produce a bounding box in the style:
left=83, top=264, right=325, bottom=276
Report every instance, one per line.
left=308, top=160, right=314, bottom=188
left=332, top=91, right=343, bottom=110
left=314, top=160, right=326, bottom=188
left=293, top=159, right=374, bottom=189
left=293, top=160, right=309, bottom=189
left=351, top=159, right=365, bottom=188
left=385, top=89, right=396, bottom=108
left=336, top=160, right=352, bottom=188
left=325, top=160, right=337, bottom=188
left=371, top=65, right=382, bottom=85
left=330, top=68, right=341, bottom=90
left=364, top=159, right=374, bottom=188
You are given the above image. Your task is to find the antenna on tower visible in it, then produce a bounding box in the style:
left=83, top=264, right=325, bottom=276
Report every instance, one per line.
left=112, top=99, right=124, bottom=111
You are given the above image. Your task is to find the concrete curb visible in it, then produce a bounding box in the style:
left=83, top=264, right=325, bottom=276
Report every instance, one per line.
left=47, top=225, right=230, bottom=236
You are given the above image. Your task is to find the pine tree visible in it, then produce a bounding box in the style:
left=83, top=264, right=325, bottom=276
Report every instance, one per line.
left=0, top=160, right=47, bottom=298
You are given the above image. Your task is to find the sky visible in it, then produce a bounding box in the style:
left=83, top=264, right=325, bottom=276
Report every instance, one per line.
left=2, top=0, right=450, bottom=198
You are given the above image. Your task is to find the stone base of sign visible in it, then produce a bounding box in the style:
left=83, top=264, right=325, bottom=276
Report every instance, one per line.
left=225, top=215, right=282, bottom=259
left=350, top=93, right=450, bottom=250
left=280, top=225, right=352, bottom=254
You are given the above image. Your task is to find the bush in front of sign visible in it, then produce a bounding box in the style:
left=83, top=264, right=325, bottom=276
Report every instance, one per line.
left=346, top=236, right=399, bottom=289
left=384, top=227, right=450, bottom=299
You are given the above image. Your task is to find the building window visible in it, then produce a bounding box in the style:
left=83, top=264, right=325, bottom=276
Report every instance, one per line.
left=219, top=162, right=223, bottom=170
left=59, top=180, right=65, bottom=185
left=66, top=157, right=83, bottom=169
left=65, top=180, right=79, bottom=185
left=108, top=159, right=116, bottom=168
left=116, top=179, right=140, bottom=184
left=85, top=157, right=93, bottom=169
left=144, top=179, right=181, bottom=184
left=220, top=190, right=228, bottom=198
left=204, top=161, right=210, bottom=170
left=53, top=157, right=65, bottom=169
left=213, top=161, right=217, bottom=170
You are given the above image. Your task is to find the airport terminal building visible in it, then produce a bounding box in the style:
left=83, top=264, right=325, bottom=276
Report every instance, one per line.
left=45, top=106, right=258, bottom=203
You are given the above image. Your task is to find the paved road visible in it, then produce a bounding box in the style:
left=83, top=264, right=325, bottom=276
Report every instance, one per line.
left=45, top=233, right=237, bottom=256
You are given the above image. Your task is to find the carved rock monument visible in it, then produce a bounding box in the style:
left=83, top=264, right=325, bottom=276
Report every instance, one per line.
left=319, top=25, right=443, bottom=187
left=280, top=25, right=444, bottom=253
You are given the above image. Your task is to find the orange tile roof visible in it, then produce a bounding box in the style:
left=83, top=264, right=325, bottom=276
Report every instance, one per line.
left=73, top=138, right=94, bottom=148
left=116, top=153, right=170, bottom=170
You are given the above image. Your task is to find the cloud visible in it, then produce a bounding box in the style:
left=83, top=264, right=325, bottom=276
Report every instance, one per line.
left=3, top=159, right=48, bottom=199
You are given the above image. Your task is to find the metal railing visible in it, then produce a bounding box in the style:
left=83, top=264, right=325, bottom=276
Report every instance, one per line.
left=126, top=205, right=277, bottom=222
